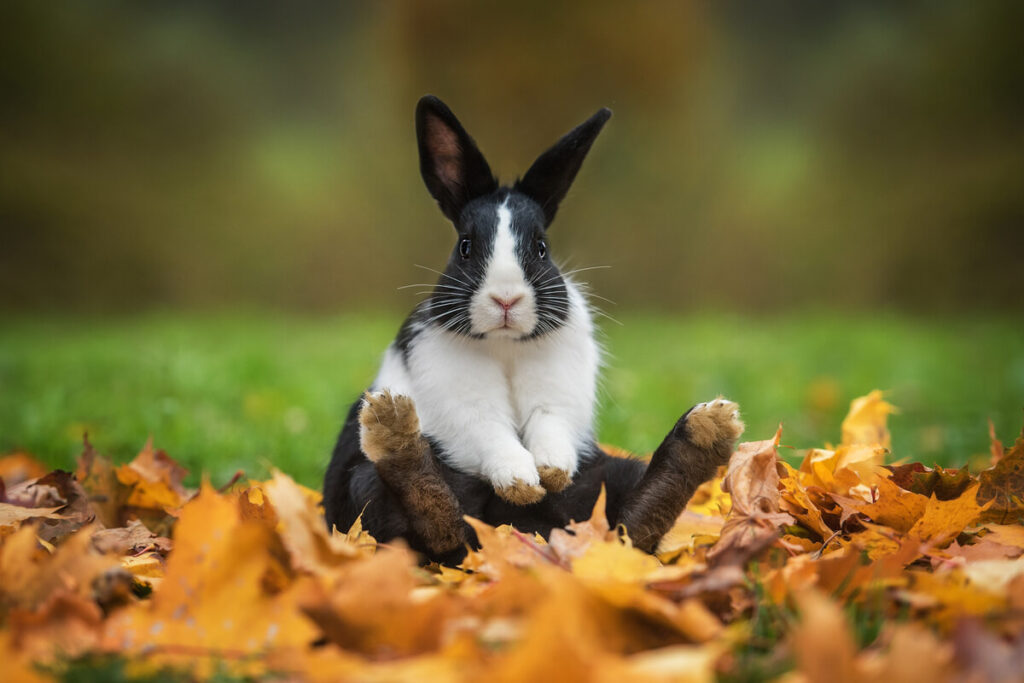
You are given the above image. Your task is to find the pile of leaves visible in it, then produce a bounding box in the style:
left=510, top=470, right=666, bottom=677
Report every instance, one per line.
left=1, top=391, right=1023, bottom=682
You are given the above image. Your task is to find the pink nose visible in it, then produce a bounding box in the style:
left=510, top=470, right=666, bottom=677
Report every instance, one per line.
left=491, top=295, right=523, bottom=312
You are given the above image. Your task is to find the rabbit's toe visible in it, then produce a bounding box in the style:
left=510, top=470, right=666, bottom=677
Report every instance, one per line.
left=537, top=466, right=572, bottom=493
left=683, top=397, right=744, bottom=451
left=359, top=390, right=422, bottom=463
left=495, top=478, right=547, bottom=505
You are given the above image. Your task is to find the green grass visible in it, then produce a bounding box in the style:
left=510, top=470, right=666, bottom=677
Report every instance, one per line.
left=1, top=311, right=1022, bottom=488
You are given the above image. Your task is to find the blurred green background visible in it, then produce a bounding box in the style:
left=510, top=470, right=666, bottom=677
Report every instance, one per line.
left=1, top=1, right=1022, bottom=485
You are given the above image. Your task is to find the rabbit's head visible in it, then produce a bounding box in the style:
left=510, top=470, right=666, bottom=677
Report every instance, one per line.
left=415, top=96, right=610, bottom=340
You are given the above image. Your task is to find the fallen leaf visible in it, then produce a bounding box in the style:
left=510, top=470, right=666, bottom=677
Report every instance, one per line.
left=791, top=590, right=859, bottom=683
left=978, top=425, right=1024, bottom=524
left=856, top=477, right=929, bottom=533
left=888, top=462, right=974, bottom=501
left=908, top=484, right=987, bottom=545
left=721, top=426, right=784, bottom=517
left=261, top=469, right=374, bottom=575
left=0, top=523, right=117, bottom=612
left=0, top=453, right=48, bottom=488
left=102, top=483, right=318, bottom=679
left=91, top=519, right=172, bottom=556
left=841, top=390, right=896, bottom=448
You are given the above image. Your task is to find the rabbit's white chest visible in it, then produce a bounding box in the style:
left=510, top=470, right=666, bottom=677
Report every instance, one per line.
left=371, top=289, right=599, bottom=483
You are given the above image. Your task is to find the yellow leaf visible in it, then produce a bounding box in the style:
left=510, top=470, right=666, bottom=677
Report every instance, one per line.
left=656, top=510, right=724, bottom=560
left=596, top=644, right=719, bottom=683
left=791, top=590, right=859, bottom=683
left=908, top=484, right=987, bottom=545
left=572, top=538, right=662, bottom=585
left=685, top=474, right=731, bottom=516
left=262, top=469, right=374, bottom=575
left=0, top=523, right=117, bottom=611
left=103, top=483, right=318, bottom=679
left=857, top=477, right=929, bottom=533
left=841, top=390, right=897, bottom=448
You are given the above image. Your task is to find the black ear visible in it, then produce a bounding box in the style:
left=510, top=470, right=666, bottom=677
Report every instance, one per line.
left=515, top=108, right=611, bottom=225
left=416, top=95, right=498, bottom=223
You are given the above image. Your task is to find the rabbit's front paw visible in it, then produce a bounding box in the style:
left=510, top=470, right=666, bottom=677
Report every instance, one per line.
left=488, top=461, right=545, bottom=505
left=531, top=443, right=576, bottom=493
left=494, top=479, right=546, bottom=505
left=359, top=390, right=422, bottom=463
left=537, top=466, right=572, bottom=493
left=682, top=398, right=744, bottom=455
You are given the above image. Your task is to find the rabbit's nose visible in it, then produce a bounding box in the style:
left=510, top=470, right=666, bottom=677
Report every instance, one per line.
left=491, top=295, right=523, bottom=312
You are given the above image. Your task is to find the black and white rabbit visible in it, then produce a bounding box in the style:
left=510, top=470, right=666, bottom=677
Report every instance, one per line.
left=324, top=96, right=744, bottom=561
left=368, top=96, right=607, bottom=504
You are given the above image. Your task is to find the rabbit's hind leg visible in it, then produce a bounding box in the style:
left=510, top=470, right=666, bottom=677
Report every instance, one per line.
left=358, top=390, right=467, bottom=556
left=618, top=399, right=744, bottom=553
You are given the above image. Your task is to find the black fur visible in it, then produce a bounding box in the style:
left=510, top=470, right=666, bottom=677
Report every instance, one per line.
left=416, top=95, right=498, bottom=223
left=515, top=107, right=611, bottom=224
left=323, top=395, right=647, bottom=562
left=323, top=396, right=728, bottom=563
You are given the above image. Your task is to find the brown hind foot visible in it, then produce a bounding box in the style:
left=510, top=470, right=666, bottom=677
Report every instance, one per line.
left=537, top=466, right=572, bottom=493
left=358, top=390, right=422, bottom=463
left=682, top=397, right=745, bottom=464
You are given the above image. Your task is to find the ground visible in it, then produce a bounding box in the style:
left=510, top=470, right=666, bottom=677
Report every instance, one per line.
left=1, top=311, right=1022, bottom=485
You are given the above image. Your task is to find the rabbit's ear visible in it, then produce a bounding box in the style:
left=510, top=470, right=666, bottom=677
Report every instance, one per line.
left=516, top=108, right=611, bottom=225
left=416, top=96, right=498, bottom=223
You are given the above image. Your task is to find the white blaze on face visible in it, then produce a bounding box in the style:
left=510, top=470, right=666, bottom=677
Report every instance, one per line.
left=470, top=201, right=538, bottom=337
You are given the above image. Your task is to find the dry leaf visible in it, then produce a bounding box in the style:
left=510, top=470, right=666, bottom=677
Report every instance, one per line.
left=840, top=390, right=896, bottom=448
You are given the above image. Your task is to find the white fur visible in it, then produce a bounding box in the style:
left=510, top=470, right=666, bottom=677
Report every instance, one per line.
left=372, top=281, right=598, bottom=489
left=468, top=202, right=538, bottom=338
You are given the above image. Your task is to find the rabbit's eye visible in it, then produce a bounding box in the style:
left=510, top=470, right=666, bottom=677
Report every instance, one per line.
left=537, top=240, right=547, bottom=259
left=459, top=239, right=472, bottom=259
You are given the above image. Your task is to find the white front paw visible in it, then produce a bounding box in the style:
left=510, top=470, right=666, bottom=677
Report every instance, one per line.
left=530, top=441, right=578, bottom=473
left=485, top=459, right=540, bottom=489
left=484, top=457, right=545, bottom=506
left=529, top=442, right=577, bottom=493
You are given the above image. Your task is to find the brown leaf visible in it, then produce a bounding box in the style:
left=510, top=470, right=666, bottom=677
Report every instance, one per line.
left=952, top=619, right=1024, bottom=683
left=989, top=419, right=1006, bottom=465
left=462, top=517, right=557, bottom=576
left=8, top=590, right=104, bottom=663
left=856, top=477, right=929, bottom=533
left=548, top=486, right=615, bottom=561
left=888, top=462, right=974, bottom=501
left=791, top=590, right=859, bottom=683
left=75, top=437, right=125, bottom=528
left=941, top=538, right=1023, bottom=563
left=261, top=470, right=374, bottom=575
left=706, top=428, right=791, bottom=573
left=0, top=522, right=118, bottom=611
left=721, top=426, right=784, bottom=517
left=5, top=470, right=95, bottom=543
left=978, top=424, right=1024, bottom=524
left=859, top=623, right=954, bottom=683
left=127, top=438, right=190, bottom=498
left=981, top=524, right=1024, bottom=549
left=0, top=452, right=48, bottom=488
left=302, top=547, right=458, bottom=658
left=91, top=519, right=172, bottom=556
left=0, top=503, right=63, bottom=529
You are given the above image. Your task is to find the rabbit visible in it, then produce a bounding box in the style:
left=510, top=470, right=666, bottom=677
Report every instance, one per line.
left=323, top=96, right=744, bottom=561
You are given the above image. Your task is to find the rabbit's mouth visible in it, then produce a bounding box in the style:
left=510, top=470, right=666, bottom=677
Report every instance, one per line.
left=471, top=292, right=537, bottom=338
